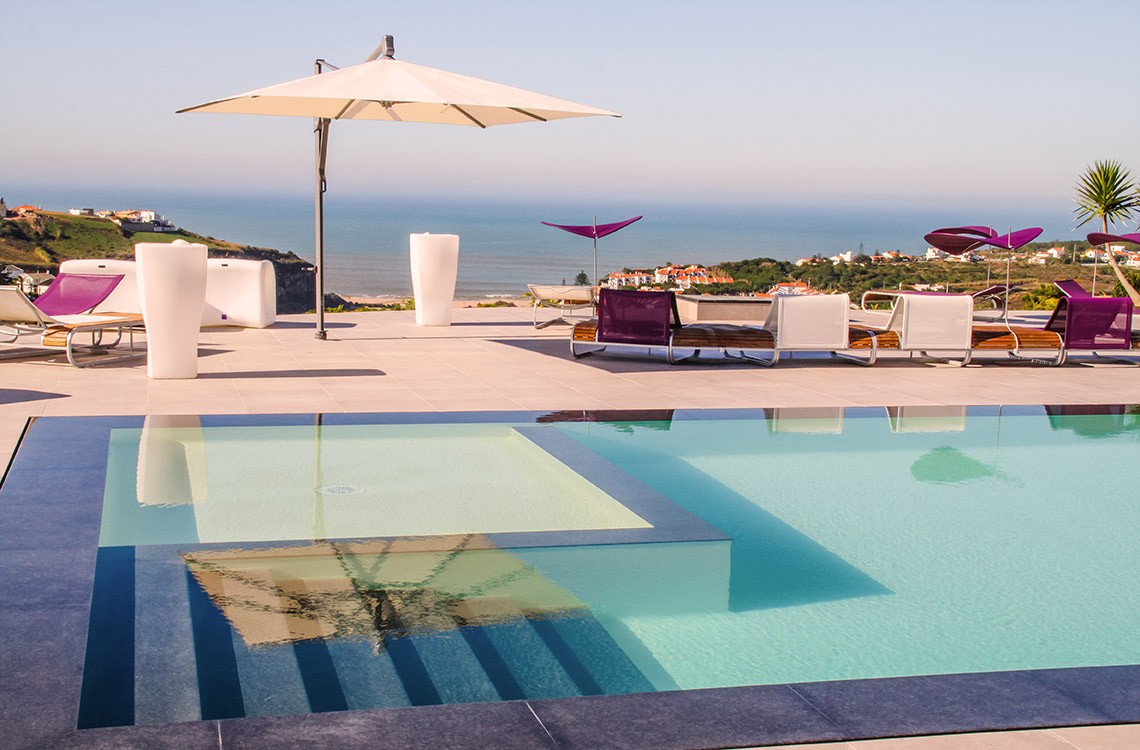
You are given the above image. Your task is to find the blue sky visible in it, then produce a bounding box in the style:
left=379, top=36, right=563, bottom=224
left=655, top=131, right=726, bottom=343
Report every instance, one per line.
left=4, top=0, right=1139, bottom=218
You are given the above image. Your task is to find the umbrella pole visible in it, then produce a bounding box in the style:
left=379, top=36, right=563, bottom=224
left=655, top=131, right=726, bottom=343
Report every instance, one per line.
left=314, top=116, right=329, bottom=340
left=1003, top=228, right=1012, bottom=326
left=592, top=215, right=598, bottom=290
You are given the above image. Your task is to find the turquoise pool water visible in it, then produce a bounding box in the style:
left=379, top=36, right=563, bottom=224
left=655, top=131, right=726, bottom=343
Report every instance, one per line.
left=77, top=407, right=1140, bottom=727
left=549, top=409, right=1140, bottom=688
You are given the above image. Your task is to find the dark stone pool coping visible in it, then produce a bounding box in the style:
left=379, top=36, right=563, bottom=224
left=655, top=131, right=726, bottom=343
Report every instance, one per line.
left=2, top=406, right=1138, bottom=749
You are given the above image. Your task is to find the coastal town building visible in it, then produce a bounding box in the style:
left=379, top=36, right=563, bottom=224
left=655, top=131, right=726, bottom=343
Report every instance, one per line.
left=110, top=209, right=176, bottom=233
left=768, top=280, right=822, bottom=296
left=16, top=272, right=55, bottom=296
left=607, top=264, right=734, bottom=291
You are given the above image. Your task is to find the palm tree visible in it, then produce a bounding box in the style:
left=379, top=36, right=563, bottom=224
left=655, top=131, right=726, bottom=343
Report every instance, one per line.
left=1073, top=159, right=1140, bottom=305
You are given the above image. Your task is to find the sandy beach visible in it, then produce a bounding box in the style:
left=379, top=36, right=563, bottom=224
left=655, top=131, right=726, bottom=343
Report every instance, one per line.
left=343, top=295, right=530, bottom=308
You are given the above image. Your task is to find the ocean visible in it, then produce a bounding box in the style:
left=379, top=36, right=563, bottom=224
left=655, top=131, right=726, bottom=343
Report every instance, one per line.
left=24, top=188, right=1076, bottom=299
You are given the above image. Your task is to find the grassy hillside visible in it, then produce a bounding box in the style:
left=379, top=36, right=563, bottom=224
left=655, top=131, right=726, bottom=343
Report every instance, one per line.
left=0, top=211, right=309, bottom=270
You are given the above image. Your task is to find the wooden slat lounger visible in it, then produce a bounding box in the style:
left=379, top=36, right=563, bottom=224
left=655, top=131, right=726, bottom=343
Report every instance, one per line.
left=1, top=285, right=146, bottom=368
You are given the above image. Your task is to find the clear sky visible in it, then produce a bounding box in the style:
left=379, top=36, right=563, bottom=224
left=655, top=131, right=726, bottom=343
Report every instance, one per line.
left=4, top=0, right=1139, bottom=219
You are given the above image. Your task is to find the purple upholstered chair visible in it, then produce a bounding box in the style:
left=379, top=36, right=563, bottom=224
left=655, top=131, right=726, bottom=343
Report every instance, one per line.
left=33, top=273, right=124, bottom=316
left=1044, top=296, right=1136, bottom=361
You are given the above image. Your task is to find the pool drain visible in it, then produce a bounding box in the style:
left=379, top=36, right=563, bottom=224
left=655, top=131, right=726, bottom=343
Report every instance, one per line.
left=316, top=485, right=365, bottom=497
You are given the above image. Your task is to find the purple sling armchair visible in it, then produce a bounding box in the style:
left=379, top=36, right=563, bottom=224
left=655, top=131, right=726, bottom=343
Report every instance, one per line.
left=1044, top=296, right=1137, bottom=361
left=596, top=288, right=679, bottom=345
left=572, top=289, right=690, bottom=361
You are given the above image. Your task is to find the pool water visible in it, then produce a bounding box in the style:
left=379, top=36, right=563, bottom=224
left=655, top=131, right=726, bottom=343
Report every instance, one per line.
left=69, top=407, right=1140, bottom=728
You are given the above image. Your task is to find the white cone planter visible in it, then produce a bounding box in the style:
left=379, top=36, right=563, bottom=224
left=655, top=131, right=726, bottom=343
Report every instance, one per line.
left=136, top=240, right=207, bottom=378
left=409, top=233, right=459, bottom=326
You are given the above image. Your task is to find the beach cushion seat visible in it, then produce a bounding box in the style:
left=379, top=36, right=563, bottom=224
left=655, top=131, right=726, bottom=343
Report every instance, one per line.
left=60, top=257, right=277, bottom=328
left=0, top=286, right=145, bottom=367
left=528, top=284, right=595, bottom=329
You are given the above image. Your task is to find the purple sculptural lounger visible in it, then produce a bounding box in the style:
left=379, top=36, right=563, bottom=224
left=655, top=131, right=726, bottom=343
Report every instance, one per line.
left=1053, top=279, right=1092, bottom=299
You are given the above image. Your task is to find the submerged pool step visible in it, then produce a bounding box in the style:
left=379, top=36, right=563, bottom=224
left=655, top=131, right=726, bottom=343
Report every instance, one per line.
left=81, top=550, right=657, bottom=728
left=530, top=612, right=656, bottom=697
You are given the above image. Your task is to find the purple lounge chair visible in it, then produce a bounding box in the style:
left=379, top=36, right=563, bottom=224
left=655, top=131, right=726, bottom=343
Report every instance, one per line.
left=33, top=273, right=124, bottom=316
left=1044, top=296, right=1137, bottom=363
left=1053, top=279, right=1092, bottom=299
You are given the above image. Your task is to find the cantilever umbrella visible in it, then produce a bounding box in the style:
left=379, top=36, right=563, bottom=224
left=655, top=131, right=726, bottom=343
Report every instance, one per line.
left=541, top=215, right=642, bottom=289
left=925, top=225, right=1043, bottom=320
left=178, top=35, right=620, bottom=338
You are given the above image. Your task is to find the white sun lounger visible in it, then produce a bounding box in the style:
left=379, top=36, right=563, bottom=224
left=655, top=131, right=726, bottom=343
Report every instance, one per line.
left=528, top=284, right=595, bottom=329
left=0, top=286, right=145, bottom=367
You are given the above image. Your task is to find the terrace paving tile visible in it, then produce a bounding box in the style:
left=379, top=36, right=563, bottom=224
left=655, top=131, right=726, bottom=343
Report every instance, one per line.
left=845, top=729, right=1077, bottom=748
left=1049, top=724, right=1140, bottom=749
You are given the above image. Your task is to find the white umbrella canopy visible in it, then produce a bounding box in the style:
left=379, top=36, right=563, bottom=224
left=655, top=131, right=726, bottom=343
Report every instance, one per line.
left=181, top=57, right=619, bottom=126
left=178, top=36, right=620, bottom=337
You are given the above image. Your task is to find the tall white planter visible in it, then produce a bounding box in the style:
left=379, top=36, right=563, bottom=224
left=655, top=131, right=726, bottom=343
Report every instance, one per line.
left=409, top=233, right=459, bottom=326
left=136, top=240, right=207, bottom=379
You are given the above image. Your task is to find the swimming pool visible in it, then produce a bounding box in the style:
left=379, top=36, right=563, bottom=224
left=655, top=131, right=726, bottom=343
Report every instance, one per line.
left=3, top=406, right=1139, bottom=748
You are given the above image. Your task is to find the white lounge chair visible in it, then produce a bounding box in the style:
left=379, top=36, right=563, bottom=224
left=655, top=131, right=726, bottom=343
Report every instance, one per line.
left=528, top=284, right=595, bottom=329
left=0, top=286, right=144, bottom=367
left=745, top=293, right=876, bottom=366
left=865, top=293, right=975, bottom=365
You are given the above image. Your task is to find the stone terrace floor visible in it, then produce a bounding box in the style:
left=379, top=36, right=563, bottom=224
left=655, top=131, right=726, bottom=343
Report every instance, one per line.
left=1, top=305, right=1138, bottom=750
